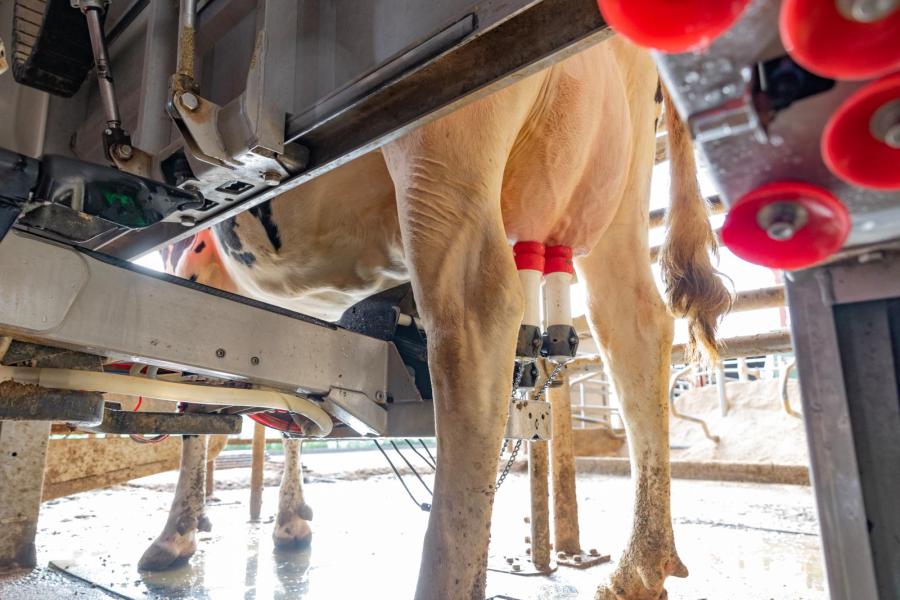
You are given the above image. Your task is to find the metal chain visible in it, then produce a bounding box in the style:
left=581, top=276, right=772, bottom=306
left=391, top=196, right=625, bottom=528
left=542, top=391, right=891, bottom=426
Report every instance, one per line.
left=494, top=358, right=569, bottom=492
left=535, top=359, right=568, bottom=403
left=495, top=439, right=522, bottom=491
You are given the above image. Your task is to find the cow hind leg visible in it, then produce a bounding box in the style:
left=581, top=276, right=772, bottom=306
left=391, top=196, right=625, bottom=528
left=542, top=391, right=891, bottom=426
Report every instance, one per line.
left=576, top=215, right=687, bottom=599
left=383, top=110, right=526, bottom=599
left=273, top=437, right=313, bottom=549
left=139, top=435, right=210, bottom=570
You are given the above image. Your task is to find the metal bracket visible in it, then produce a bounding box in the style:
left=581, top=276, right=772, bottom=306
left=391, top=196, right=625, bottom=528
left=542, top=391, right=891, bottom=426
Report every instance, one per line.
left=86, top=407, right=242, bottom=435
left=0, top=381, right=104, bottom=426
left=505, top=398, right=551, bottom=440
left=0, top=231, right=426, bottom=435
left=555, top=549, right=611, bottom=569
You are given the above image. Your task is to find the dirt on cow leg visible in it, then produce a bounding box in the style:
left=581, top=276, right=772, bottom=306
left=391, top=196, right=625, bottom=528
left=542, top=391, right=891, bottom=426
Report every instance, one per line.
left=382, top=99, right=529, bottom=598
left=273, top=437, right=313, bottom=549
left=572, top=64, right=690, bottom=597
left=139, top=435, right=208, bottom=571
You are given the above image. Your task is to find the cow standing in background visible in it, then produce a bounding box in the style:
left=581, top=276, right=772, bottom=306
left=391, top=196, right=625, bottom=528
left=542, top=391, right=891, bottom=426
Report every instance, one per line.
left=139, top=233, right=314, bottom=571
left=153, top=37, right=729, bottom=600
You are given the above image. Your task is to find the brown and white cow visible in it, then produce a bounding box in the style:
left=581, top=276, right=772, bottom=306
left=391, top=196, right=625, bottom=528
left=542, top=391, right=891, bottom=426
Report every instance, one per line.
left=153, top=37, right=729, bottom=599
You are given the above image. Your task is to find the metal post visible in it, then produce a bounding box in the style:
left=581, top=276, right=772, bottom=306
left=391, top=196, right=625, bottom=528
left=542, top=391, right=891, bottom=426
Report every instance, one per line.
left=0, top=420, right=51, bottom=569
left=528, top=439, right=551, bottom=571
left=249, top=422, right=265, bottom=520
left=736, top=357, right=749, bottom=381
left=715, top=362, right=728, bottom=416
left=82, top=7, right=121, bottom=132
left=176, top=0, right=198, bottom=84
left=548, top=374, right=581, bottom=555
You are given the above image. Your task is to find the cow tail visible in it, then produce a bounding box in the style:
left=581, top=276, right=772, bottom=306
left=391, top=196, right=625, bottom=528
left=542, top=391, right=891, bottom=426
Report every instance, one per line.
left=658, top=86, right=732, bottom=363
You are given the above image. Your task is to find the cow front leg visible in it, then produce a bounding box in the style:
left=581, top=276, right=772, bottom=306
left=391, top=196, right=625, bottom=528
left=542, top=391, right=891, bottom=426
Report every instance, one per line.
left=139, top=435, right=210, bottom=570
left=273, top=437, right=313, bottom=549
left=383, top=127, right=524, bottom=599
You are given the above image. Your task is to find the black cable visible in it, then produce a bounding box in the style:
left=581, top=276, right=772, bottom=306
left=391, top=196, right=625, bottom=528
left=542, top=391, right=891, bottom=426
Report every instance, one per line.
left=373, top=440, right=431, bottom=512
left=419, top=439, right=437, bottom=467
left=389, top=440, right=433, bottom=495
left=405, top=439, right=435, bottom=470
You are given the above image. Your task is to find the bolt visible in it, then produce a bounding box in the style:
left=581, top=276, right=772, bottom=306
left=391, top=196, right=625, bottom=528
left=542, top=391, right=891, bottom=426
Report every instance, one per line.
left=871, top=99, right=900, bottom=148
left=573, top=555, right=583, bottom=564
left=589, top=548, right=599, bottom=557
left=180, top=214, right=197, bottom=227
left=557, top=551, right=567, bottom=560
left=180, top=92, right=200, bottom=111
left=839, top=0, right=899, bottom=22
left=766, top=221, right=797, bottom=241
left=523, top=516, right=531, bottom=524
left=505, top=557, right=514, bottom=565
left=511, top=564, right=521, bottom=572
left=215, top=348, right=226, bottom=358
left=885, top=123, right=900, bottom=149
left=525, top=547, right=531, bottom=555
left=250, top=356, right=260, bottom=365
left=263, top=171, right=282, bottom=186
left=757, top=201, right=808, bottom=242
left=524, top=536, right=531, bottom=544
left=112, top=144, right=133, bottom=161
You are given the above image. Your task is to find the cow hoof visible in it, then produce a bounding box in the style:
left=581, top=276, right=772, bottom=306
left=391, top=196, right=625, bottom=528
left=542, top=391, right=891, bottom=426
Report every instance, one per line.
left=595, top=585, right=667, bottom=600
left=138, top=533, right=197, bottom=571
left=273, top=516, right=312, bottom=550
left=595, top=549, right=686, bottom=600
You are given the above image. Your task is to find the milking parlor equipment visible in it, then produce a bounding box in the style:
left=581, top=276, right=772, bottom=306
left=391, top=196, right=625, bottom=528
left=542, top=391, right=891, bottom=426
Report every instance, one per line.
left=0, top=1, right=898, bottom=596
left=596, top=0, right=900, bottom=597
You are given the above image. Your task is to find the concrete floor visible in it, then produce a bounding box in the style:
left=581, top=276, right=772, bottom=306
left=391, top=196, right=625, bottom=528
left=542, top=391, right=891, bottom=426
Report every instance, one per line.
left=0, top=450, right=827, bottom=599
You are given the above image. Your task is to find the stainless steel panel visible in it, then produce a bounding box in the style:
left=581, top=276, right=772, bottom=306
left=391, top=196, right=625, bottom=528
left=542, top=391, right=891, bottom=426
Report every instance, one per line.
left=656, top=0, right=900, bottom=249
left=0, top=231, right=423, bottom=426
left=786, top=268, right=879, bottom=600
left=0, top=232, right=88, bottom=331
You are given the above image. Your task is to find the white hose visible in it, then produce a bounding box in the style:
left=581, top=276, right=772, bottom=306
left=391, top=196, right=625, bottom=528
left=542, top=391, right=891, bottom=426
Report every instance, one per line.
left=0, top=366, right=332, bottom=437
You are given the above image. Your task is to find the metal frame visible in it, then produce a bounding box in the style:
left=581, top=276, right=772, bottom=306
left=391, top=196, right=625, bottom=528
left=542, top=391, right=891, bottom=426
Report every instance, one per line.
left=787, top=251, right=900, bottom=600
left=0, top=230, right=428, bottom=437
left=655, top=0, right=900, bottom=249
left=25, top=0, right=610, bottom=259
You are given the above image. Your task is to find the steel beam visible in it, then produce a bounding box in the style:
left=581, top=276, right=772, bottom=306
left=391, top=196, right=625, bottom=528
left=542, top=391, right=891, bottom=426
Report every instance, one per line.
left=0, top=230, right=425, bottom=436
left=786, top=267, right=880, bottom=600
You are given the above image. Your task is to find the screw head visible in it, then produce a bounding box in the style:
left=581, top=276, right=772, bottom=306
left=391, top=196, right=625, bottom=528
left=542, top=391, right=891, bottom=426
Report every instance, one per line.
left=756, top=201, right=808, bottom=242
left=589, top=548, right=599, bottom=556
left=511, top=564, right=521, bottom=572
left=375, top=390, right=386, bottom=402
left=250, top=356, right=260, bottom=365
left=557, top=551, right=567, bottom=560
left=215, top=348, right=226, bottom=358
left=180, top=92, right=200, bottom=111
left=180, top=214, right=197, bottom=227
left=524, top=536, right=531, bottom=544
left=505, top=557, right=514, bottom=565
left=112, top=144, right=133, bottom=160
left=573, top=554, right=583, bottom=563
left=262, top=171, right=282, bottom=185
left=766, top=221, right=797, bottom=241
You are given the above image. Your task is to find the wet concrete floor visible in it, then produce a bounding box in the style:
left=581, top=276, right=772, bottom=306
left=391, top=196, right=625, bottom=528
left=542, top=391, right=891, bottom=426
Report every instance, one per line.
left=0, top=452, right=826, bottom=599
